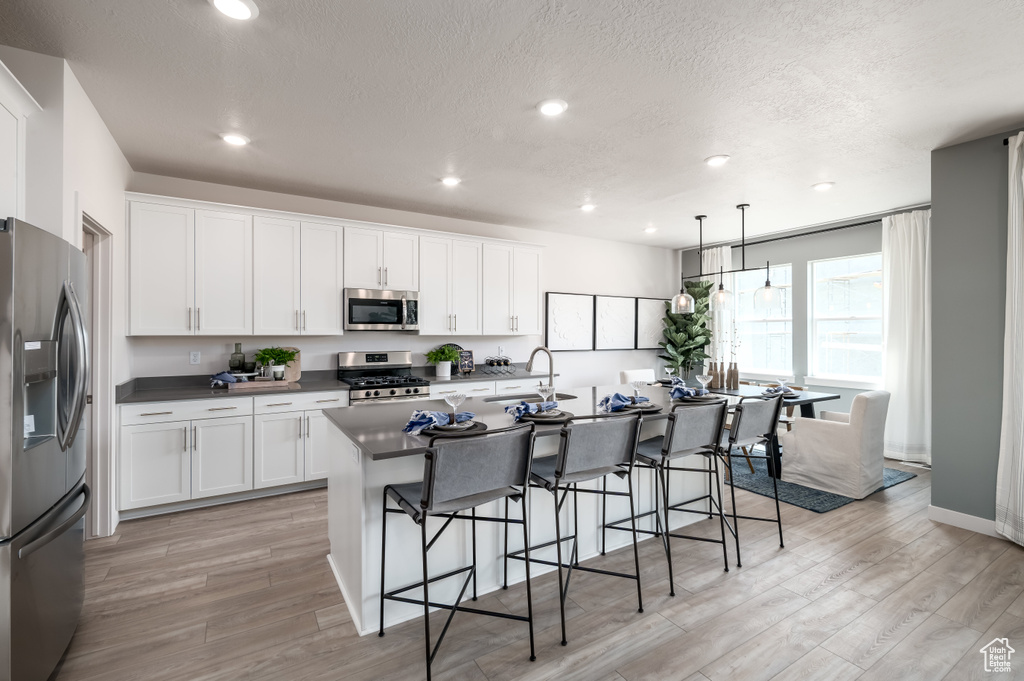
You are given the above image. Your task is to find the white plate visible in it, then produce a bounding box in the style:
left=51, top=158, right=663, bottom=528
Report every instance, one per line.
left=528, top=409, right=563, bottom=418
left=435, top=421, right=474, bottom=431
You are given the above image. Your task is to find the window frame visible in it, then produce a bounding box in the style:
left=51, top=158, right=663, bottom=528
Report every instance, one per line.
left=732, top=263, right=794, bottom=376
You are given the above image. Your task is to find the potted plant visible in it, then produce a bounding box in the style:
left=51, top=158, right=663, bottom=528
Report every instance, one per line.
left=254, top=346, right=299, bottom=381
left=425, top=345, right=461, bottom=379
left=659, top=281, right=713, bottom=379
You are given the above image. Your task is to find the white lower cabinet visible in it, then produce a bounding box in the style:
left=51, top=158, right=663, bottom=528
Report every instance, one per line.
left=191, top=415, right=254, bottom=498
left=120, top=421, right=192, bottom=510
left=304, top=411, right=332, bottom=481
left=254, top=412, right=305, bottom=488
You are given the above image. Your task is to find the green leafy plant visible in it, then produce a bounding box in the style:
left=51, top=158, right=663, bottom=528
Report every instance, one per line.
left=425, top=345, right=461, bottom=365
left=253, top=346, right=298, bottom=367
left=659, top=280, right=714, bottom=377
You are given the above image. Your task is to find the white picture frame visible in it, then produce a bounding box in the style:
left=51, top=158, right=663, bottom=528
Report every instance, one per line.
left=545, top=293, right=594, bottom=351
left=636, top=298, right=667, bottom=350
left=594, top=296, right=637, bottom=350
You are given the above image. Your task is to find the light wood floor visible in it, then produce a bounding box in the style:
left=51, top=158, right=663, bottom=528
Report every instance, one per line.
left=56, top=463, right=1024, bottom=681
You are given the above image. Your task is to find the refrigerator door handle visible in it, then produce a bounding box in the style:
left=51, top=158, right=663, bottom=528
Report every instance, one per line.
left=58, top=281, right=90, bottom=452
left=18, top=484, right=90, bottom=559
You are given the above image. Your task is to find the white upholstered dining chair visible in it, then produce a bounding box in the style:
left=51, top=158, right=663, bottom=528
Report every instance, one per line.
left=620, top=369, right=656, bottom=384
left=779, top=390, right=891, bottom=499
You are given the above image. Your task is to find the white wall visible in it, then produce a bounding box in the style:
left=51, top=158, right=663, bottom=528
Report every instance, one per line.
left=127, top=173, right=678, bottom=388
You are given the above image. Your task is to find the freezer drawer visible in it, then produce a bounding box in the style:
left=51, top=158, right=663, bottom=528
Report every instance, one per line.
left=0, top=481, right=89, bottom=681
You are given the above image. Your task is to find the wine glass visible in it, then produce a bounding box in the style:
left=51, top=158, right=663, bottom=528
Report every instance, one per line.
left=696, top=374, right=712, bottom=391
left=664, top=367, right=674, bottom=381
left=775, top=378, right=789, bottom=393
left=443, top=393, right=466, bottom=425
left=630, top=379, right=647, bottom=401
left=535, top=384, right=555, bottom=403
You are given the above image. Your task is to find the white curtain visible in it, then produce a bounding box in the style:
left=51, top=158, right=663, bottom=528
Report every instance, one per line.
left=702, top=246, right=733, bottom=363
left=996, top=131, right=1024, bottom=546
left=882, top=209, right=932, bottom=464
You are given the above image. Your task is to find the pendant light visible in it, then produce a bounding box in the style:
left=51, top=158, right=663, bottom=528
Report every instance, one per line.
left=710, top=265, right=734, bottom=311
left=671, top=215, right=701, bottom=314
left=753, top=260, right=784, bottom=312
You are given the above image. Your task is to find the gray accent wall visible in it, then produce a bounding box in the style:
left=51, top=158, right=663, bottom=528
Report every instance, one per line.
left=931, top=128, right=1021, bottom=520
left=681, top=219, right=883, bottom=413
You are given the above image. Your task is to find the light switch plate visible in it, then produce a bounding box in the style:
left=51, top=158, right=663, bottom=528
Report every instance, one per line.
left=189, top=351, right=201, bottom=365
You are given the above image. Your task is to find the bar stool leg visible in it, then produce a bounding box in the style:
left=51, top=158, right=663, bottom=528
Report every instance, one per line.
left=706, top=464, right=713, bottom=519
left=520, top=496, right=537, bottom=661
left=659, top=463, right=676, bottom=597
left=724, top=450, right=742, bottom=567
left=503, top=497, right=509, bottom=590
left=571, top=483, right=580, bottom=568
left=421, top=517, right=432, bottom=681
left=712, top=453, right=729, bottom=572
left=471, top=507, right=478, bottom=600
left=627, top=473, right=644, bottom=613
left=378, top=488, right=389, bottom=637
left=771, top=440, right=785, bottom=548
left=601, top=477, right=607, bottom=555
left=553, top=484, right=568, bottom=646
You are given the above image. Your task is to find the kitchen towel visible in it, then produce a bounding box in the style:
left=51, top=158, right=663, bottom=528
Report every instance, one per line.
left=210, top=371, right=237, bottom=387
left=505, top=401, right=559, bottom=421
left=403, top=410, right=476, bottom=436
left=670, top=386, right=710, bottom=399
left=599, top=393, right=648, bottom=412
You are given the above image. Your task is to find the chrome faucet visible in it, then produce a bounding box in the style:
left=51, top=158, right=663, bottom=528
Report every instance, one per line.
left=525, top=346, right=554, bottom=389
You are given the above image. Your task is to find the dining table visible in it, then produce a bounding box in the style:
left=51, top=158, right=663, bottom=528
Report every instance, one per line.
left=666, top=380, right=842, bottom=478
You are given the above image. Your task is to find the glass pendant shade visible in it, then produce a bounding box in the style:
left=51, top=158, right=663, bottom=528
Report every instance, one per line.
left=753, top=283, right=783, bottom=311
left=711, top=284, right=733, bottom=311
left=671, top=290, right=695, bottom=314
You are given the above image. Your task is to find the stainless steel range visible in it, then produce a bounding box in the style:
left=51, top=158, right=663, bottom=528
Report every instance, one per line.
left=337, top=351, right=431, bottom=403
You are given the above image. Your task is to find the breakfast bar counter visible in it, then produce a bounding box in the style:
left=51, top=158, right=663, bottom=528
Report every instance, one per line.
left=321, top=383, right=706, bottom=636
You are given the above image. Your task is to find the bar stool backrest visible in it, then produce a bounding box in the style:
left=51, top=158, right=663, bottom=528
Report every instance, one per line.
left=555, top=414, right=642, bottom=484
left=422, top=424, right=536, bottom=511
left=663, top=401, right=728, bottom=457
left=729, top=396, right=784, bottom=446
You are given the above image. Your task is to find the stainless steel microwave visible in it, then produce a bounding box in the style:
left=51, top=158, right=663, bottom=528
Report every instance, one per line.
left=343, top=289, right=419, bottom=332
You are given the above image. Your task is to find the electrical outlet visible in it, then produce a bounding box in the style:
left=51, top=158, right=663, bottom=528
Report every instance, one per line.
left=189, top=351, right=201, bottom=365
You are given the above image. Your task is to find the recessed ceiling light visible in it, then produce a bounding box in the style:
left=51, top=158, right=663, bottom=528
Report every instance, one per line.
left=813, top=182, right=835, bottom=191
left=210, top=0, right=259, bottom=20
left=441, top=176, right=461, bottom=187
left=580, top=203, right=596, bottom=212
left=704, top=155, right=730, bottom=167
left=220, top=133, right=250, bottom=146
left=538, top=99, right=568, bottom=116
left=644, top=226, right=657, bottom=234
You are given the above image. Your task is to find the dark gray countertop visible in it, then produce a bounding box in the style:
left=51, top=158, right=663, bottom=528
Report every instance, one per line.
left=322, top=383, right=677, bottom=461
left=115, top=364, right=556, bottom=404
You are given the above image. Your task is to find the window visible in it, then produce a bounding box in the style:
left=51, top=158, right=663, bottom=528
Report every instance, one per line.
left=732, top=264, right=793, bottom=375
left=809, top=253, right=883, bottom=382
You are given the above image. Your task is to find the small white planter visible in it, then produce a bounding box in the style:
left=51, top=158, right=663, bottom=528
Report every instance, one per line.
left=435, top=361, right=452, bottom=379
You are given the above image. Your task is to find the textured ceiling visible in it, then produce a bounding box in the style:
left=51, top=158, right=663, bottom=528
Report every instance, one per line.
left=2, top=0, right=1023, bottom=247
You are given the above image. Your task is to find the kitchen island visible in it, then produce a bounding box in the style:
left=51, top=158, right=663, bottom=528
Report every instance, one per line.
left=322, top=383, right=710, bottom=635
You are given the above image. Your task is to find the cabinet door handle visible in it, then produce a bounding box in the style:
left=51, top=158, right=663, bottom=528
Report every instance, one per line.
left=188, top=307, right=192, bottom=331
left=266, top=402, right=293, bottom=407
left=139, top=411, right=173, bottom=417
left=316, top=398, right=340, bottom=403
left=472, top=388, right=489, bottom=392
left=197, top=308, right=201, bottom=331
left=504, top=385, right=522, bottom=390
left=303, top=310, right=307, bottom=330
left=295, top=310, right=299, bottom=330
left=183, top=426, right=188, bottom=452
left=208, top=406, right=237, bottom=411
left=384, top=267, right=388, bottom=287
left=298, top=417, right=303, bottom=440
left=510, top=315, right=514, bottom=331
left=454, top=314, right=457, bottom=331
left=438, top=390, right=456, bottom=395
left=192, top=426, right=197, bottom=451
left=306, top=415, right=311, bottom=438
left=377, top=267, right=381, bottom=285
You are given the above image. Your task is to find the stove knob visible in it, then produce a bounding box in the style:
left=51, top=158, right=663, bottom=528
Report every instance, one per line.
left=413, top=387, right=420, bottom=394
left=405, top=388, right=412, bottom=394
left=373, top=390, right=380, bottom=397
left=364, top=391, right=372, bottom=398
left=389, top=389, right=397, bottom=395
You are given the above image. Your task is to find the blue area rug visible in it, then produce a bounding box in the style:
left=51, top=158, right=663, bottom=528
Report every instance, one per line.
left=725, top=454, right=917, bottom=513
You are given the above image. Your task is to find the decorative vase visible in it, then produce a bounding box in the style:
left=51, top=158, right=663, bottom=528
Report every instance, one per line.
left=229, top=342, right=245, bottom=372
left=283, top=347, right=301, bottom=382
left=435, top=361, right=452, bottom=379
left=716, top=362, right=726, bottom=389
left=728, top=362, right=739, bottom=389
left=709, top=361, right=720, bottom=388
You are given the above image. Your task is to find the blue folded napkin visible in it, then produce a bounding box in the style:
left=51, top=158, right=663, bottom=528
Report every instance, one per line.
left=210, top=371, right=237, bottom=387
left=762, top=386, right=793, bottom=396
left=670, top=376, right=688, bottom=387
left=598, top=393, right=648, bottom=413
left=505, top=401, right=558, bottom=422
left=670, top=386, right=710, bottom=399
left=403, top=410, right=476, bottom=436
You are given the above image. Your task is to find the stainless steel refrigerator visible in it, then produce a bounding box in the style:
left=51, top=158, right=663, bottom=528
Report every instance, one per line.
left=0, top=219, right=90, bottom=681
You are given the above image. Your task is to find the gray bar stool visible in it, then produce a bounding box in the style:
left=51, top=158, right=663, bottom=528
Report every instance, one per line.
left=721, top=395, right=786, bottom=567
left=378, top=423, right=538, bottom=681
left=606, top=400, right=729, bottom=597
left=508, top=413, right=644, bottom=646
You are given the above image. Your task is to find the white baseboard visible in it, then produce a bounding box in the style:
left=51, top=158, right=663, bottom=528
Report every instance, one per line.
left=928, top=505, right=1001, bottom=537
left=327, top=553, right=365, bottom=636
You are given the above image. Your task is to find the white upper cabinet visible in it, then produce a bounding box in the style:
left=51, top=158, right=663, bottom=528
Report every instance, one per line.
left=129, top=202, right=195, bottom=335
left=300, top=222, right=345, bottom=335
left=451, top=239, right=483, bottom=334
left=482, top=244, right=541, bottom=335
left=418, top=236, right=452, bottom=335
left=382, top=231, right=418, bottom=291
left=195, top=209, right=253, bottom=335
left=344, top=226, right=418, bottom=291
left=512, top=247, right=542, bottom=335
left=253, top=216, right=302, bottom=336
left=343, top=226, right=383, bottom=290
left=0, top=62, right=39, bottom=221
left=482, top=244, right=514, bottom=334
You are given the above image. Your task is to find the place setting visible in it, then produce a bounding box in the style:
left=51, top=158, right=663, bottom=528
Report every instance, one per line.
left=669, top=374, right=721, bottom=402
left=762, top=379, right=801, bottom=400
left=505, top=384, right=574, bottom=424
left=402, top=393, right=487, bottom=437
left=598, top=382, right=664, bottom=414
